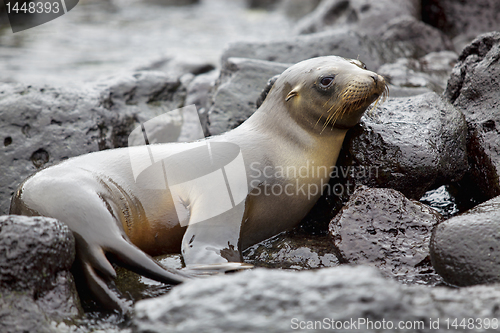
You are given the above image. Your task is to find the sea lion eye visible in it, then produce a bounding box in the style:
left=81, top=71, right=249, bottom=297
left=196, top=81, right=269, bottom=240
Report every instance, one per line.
left=319, top=76, right=335, bottom=88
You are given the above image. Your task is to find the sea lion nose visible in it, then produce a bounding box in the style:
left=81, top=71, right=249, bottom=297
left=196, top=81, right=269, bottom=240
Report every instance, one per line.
left=370, top=74, right=378, bottom=84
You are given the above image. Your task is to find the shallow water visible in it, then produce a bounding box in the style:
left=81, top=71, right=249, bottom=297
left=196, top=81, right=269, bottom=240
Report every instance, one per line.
left=0, top=0, right=292, bottom=86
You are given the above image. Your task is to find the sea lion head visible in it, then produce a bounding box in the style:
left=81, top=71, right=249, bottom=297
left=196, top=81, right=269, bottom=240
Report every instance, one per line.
left=268, top=56, right=388, bottom=133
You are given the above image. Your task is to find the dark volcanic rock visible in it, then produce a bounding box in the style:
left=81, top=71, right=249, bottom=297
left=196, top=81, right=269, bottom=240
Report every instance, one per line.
left=338, top=92, right=467, bottom=200
left=329, top=186, right=442, bottom=281
left=221, top=29, right=406, bottom=72
left=207, top=58, right=289, bottom=135
left=243, top=232, right=339, bottom=270
left=0, top=71, right=187, bottom=215
left=444, top=32, right=500, bottom=201
left=430, top=195, right=500, bottom=286
left=134, top=265, right=500, bottom=333
left=0, top=215, right=81, bottom=329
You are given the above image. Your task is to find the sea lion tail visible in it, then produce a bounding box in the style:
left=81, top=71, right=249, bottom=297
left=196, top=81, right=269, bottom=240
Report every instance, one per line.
left=107, top=238, right=191, bottom=284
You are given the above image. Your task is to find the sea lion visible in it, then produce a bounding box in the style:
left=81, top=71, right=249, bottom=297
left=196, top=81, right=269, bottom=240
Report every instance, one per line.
left=10, top=56, right=388, bottom=311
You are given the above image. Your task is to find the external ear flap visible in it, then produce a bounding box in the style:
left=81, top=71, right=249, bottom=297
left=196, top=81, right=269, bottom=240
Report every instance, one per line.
left=285, top=89, right=298, bottom=102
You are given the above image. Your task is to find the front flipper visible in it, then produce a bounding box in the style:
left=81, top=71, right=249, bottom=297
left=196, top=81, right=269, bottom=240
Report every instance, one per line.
left=181, top=201, right=251, bottom=273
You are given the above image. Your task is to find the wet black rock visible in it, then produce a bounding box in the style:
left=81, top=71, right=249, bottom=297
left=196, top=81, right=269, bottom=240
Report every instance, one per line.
left=444, top=32, right=500, bottom=202
left=222, top=29, right=406, bottom=72
left=0, top=215, right=81, bottom=330
left=243, top=232, right=339, bottom=270
left=134, top=265, right=500, bottom=333
left=207, top=58, right=289, bottom=135
left=0, top=71, right=187, bottom=215
left=430, top=195, right=500, bottom=287
left=338, top=92, right=467, bottom=200
left=329, top=186, right=442, bottom=282
left=419, top=185, right=459, bottom=219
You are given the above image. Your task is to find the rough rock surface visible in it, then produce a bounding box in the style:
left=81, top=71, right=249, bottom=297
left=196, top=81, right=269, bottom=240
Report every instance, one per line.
left=0, top=215, right=81, bottom=331
left=207, top=57, right=289, bottom=135
left=337, top=92, right=467, bottom=200
left=134, top=265, right=500, bottom=333
left=444, top=32, right=500, bottom=201
left=221, top=29, right=406, bottom=72
left=329, top=186, right=442, bottom=281
left=431, top=195, right=500, bottom=287
left=0, top=71, right=187, bottom=215
left=243, top=232, right=339, bottom=270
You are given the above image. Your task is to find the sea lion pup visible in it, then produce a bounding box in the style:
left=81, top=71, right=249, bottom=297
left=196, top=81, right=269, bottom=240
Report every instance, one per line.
left=10, top=56, right=388, bottom=311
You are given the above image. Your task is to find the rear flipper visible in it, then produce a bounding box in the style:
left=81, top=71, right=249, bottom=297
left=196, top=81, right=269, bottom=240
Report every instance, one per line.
left=74, top=234, right=189, bottom=312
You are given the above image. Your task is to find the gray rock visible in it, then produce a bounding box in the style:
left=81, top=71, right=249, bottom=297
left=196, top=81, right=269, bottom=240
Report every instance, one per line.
left=246, top=0, right=280, bottom=10
left=207, top=58, right=290, bottom=135
left=444, top=32, right=500, bottom=201
left=0, top=71, right=187, bottom=215
left=0, top=291, right=60, bottom=333
left=143, top=0, right=199, bottom=6
left=278, top=0, right=322, bottom=20
left=378, top=17, right=454, bottom=59
left=0, top=215, right=75, bottom=292
left=185, top=70, right=219, bottom=136
left=133, top=265, right=500, bottom=333
left=329, top=186, right=442, bottom=282
left=430, top=195, right=500, bottom=286
left=0, top=215, right=81, bottom=330
left=421, top=0, right=500, bottom=42
left=243, top=232, right=340, bottom=270
left=378, top=51, right=458, bottom=96
left=221, top=29, right=406, bottom=72
left=295, top=0, right=419, bottom=36
left=338, top=92, right=467, bottom=200
left=294, top=1, right=453, bottom=59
